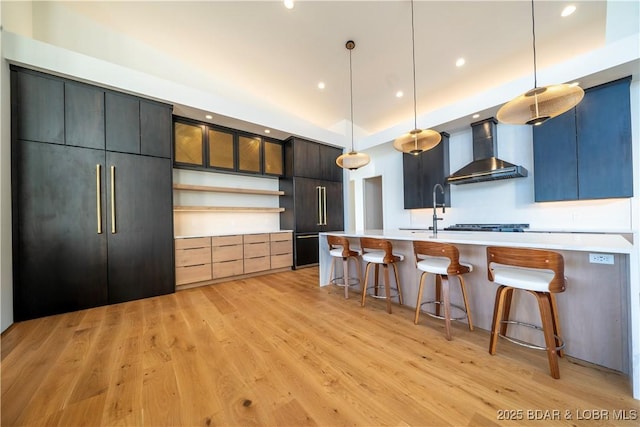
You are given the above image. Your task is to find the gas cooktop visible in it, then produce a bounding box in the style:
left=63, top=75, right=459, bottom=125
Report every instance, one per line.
left=444, top=223, right=529, bottom=232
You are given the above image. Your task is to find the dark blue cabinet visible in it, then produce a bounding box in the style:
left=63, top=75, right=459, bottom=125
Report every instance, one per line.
left=533, top=77, right=632, bottom=202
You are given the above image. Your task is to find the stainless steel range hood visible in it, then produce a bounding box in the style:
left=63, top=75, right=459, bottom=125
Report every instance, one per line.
left=446, top=118, right=527, bottom=185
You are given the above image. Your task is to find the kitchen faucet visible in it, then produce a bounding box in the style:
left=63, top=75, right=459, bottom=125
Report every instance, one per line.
left=432, top=183, right=445, bottom=237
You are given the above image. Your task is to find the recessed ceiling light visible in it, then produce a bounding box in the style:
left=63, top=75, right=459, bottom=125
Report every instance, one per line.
left=317, top=82, right=325, bottom=90
left=264, top=129, right=271, bottom=134
left=561, top=5, right=576, bottom=17
left=205, top=114, right=213, bottom=119
left=472, top=114, right=480, bottom=119
left=284, top=0, right=294, bottom=10
left=396, top=91, right=404, bottom=98
left=456, top=58, right=466, bottom=67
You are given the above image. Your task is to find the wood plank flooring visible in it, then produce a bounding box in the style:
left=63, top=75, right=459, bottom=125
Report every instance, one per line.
left=2, top=267, right=639, bottom=426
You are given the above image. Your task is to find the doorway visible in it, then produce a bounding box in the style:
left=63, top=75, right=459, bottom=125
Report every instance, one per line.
left=364, top=176, right=383, bottom=230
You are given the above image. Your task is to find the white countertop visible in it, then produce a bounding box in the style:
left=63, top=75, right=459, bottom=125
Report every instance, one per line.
left=321, top=229, right=635, bottom=254
left=176, top=230, right=293, bottom=239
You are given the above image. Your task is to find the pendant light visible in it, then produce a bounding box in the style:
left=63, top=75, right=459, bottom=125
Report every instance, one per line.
left=393, top=0, right=441, bottom=155
left=336, top=40, right=371, bottom=170
left=497, top=0, right=584, bottom=126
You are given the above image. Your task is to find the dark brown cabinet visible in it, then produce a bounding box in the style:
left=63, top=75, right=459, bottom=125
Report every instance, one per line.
left=402, top=133, right=450, bottom=209
left=280, top=137, right=344, bottom=268
left=11, top=66, right=174, bottom=321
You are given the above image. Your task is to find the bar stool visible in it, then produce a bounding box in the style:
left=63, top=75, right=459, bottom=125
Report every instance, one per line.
left=486, top=246, right=567, bottom=379
left=326, top=235, right=362, bottom=299
left=413, top=241, right=474, bottom=341
left=360, top=237, right=404, bottom=314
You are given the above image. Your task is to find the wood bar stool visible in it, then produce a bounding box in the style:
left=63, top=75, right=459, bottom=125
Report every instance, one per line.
left=413, top=241, right=474, bottom=341
left=486, top=246, right=567, bottom=379
left=326, top=235, right=362, bottom=299
left=360, top=237, right=404, bottom=314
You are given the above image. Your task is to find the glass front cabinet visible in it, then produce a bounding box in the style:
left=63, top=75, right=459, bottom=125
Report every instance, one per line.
left=173, top=118, right=284, bottom=177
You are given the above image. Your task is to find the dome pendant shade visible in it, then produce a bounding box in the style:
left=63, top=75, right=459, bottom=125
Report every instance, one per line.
left=337, top=39, right=370, bottom=171
left=336, top=151, right=370, bottom=170
left=497, top=84, right=584, bottom=126
left=393, top=128, right=442, bottom=155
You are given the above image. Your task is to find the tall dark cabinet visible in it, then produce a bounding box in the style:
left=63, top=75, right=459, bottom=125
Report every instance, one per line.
left=279, top=137, right=344, bottom=268
left=11, top=67, right=174, bottom=321
left=402, top=133, right=450, bottom=209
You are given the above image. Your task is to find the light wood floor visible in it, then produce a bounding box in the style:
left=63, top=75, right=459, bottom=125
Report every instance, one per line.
left=2, top=267, right=639, bottom=426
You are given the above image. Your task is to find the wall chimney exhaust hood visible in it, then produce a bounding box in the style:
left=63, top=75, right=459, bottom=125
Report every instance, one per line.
left=446, top=118, right=527, bottom=185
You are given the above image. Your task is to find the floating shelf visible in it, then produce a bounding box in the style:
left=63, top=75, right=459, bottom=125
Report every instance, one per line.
left=173, top=184, right=284, bottom=196
left=174, top=206, right=285, bottom=213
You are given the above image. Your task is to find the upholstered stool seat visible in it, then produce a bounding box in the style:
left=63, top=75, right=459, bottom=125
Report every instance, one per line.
left=487, top=246, right=567, bottom=379
left=360, top=238, right=404, bottom=314
left=413, top=241, right=474, bottom=340
left=327, top=235, right=362, bottom=299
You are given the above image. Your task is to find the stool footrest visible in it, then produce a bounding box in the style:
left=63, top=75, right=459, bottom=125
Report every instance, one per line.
left=419, top=301, right=469, bottom=322
left=330, top=276, right=361, bottom=287
left=499, top=320, right=565, bottom=352
left=364, top=285, right=400, bottom=300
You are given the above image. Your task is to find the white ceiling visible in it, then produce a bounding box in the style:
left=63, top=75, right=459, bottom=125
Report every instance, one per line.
left=50, top=1, right=633, bottom=143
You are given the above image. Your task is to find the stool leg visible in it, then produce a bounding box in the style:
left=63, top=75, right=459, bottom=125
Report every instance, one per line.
left=458, top=275, right=474, bottom=331
left=391, top=263, right=403, bottom=305
left=361, top=262, right=373, bottom=307
left=534, top=291, right=561, bottom=379
left=434, top=275, right=442, bottom=317
left=383, top=264, right=392, bottom=314
left=490, top=285, right=508, bottom=355
left=414, top=272, right=428, bottom=324
left=342, top=257, right=350, bottom=299
left=328, top=257, right=337, bottom=286
left=441, top=275, right=452, bottom=341
left=500, top=288, right=515, bottom=336
left=549, top=293, right=564, bottom=358
left=374, top=264, right=380, bottom=297
left=353, top=257, right=363, bottom=294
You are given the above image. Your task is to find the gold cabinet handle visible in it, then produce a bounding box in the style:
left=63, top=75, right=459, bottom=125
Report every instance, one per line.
left=316, top=186, right=322, bottom=225
left=110, top=165, right=116, bottom=234
left=322, top=186, right=327, bottom=225
left=96, top=164, right=102, bottom=234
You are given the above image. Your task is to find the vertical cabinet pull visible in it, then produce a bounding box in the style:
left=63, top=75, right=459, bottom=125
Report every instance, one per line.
left=322, top=186, right=327, bottom=225
left=96, top=164, right=102, bottom=234
left=110, top=165, right=116, bottom=234
left=316, top=186, right=322, bottom=225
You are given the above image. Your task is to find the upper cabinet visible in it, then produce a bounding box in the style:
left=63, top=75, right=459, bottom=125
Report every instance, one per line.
left=403, top=133, right=450, bottom=209
left=173, top=117, right=284, bottom=177
left=533, top=77, right=632, bottom=202
left=284, top=136, right=343, bottom=181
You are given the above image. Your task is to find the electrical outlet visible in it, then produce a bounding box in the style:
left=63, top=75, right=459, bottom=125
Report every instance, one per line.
left=589, top=253, right=615, bottom=265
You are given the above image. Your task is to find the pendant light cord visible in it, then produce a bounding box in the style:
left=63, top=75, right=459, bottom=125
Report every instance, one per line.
left=410, top=0, right=418, bottom=131
left=531, top=0, right=538, bottom=88
left=349, top=47, right=355, bottom=152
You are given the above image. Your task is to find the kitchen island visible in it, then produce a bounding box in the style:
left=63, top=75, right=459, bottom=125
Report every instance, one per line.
left=319, top=229, right=639, bottom=399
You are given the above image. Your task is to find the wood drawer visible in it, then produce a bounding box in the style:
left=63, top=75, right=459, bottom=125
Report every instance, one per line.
left=271, top=253, right=292, bottom=269
left=175, top=246, right=212, bottom=267
left=244, top=233, right=269, bottom=244
left=212, top=260, right=244, bottom=279
left=212, top=244, right=243, bottom=263
left=270, top=232, right=292, bottom=243
left=244, top=242, right=269, bottom=258
left=175, top=236, right=211, bottom=250
left=244, top=256, right=271, bottom=274
left=212, top=235, right=243, bottom=247
left=176, top=263, right=212, bottom=285
left=270, top=240, right=292, bottom=256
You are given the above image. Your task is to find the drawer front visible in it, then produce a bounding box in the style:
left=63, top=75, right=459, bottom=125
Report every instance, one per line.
left=212, top=244, right=243, bottom=263
left=271, top=253, right=293, bottom=269
left=270, top=240, right=292, bottom=256
left=175, top=246, right=212, bottom=267
left=212, top=260, right=244, bottom=279
left=244, top=233, right=269, bottom=244
left=244, top=256, right=271, bottom=273
left=176, top=264, right=212, bottom=285
left=244, top=242, right=269, bottom=258
left=175, top=236, right=211, bottom=250
left=212, top=235, right=243, bottom=247
left=270, top=232, right=292, bottom=243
